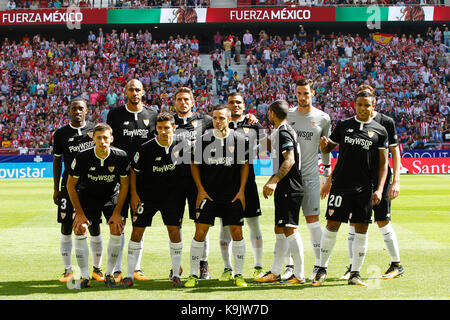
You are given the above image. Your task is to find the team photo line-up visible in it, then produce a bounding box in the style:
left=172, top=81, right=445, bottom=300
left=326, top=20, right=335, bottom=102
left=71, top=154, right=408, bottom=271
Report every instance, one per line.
left=53, top=78, right=403, bottom=289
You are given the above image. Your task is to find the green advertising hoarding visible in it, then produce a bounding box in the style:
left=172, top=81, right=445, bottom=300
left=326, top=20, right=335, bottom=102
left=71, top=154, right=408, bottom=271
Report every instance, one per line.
left=335, top=6, right=389, bottom=22
left=107, top=8, right=160, bottom=24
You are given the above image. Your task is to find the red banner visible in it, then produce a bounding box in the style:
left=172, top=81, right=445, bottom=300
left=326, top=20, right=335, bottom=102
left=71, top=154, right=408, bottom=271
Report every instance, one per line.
left=206, top=7, right=335, bottom=23
left=433, top=6, right=450, bottom=21
left=400, top=157, right=450, bottom=174
left=318, top=157, right=450, bottom=175
left=0, top=9, right=107, bottom=25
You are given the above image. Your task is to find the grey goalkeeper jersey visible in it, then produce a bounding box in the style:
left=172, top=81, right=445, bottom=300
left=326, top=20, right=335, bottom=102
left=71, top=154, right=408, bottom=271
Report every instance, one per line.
left=287, top=106, right=331, bottom=180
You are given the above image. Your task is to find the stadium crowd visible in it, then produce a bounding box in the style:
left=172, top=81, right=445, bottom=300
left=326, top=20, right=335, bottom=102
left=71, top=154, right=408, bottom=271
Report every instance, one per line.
left=0, top=26, right=449, bottom=154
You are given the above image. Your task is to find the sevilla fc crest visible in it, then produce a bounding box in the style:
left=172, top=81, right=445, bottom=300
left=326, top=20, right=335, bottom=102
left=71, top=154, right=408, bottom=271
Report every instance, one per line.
left=61, top=212, right=66, bottom=219
left=329, top=209, right=334, bottom=216
left=367, top=130, right=374, bottom=138
left=108, top=166, right=115, bottom=173
left=191, top=120, right=198, bottom=128
left=143, top=119, right=150, bottom=126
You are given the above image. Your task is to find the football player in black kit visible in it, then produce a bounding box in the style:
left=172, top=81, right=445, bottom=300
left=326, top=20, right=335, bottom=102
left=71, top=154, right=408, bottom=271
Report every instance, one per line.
left=218, top=92, right=266, bottom=282
left=106, top=79, right=157, bottom=282
left=185, top=104, right=249, bottom=288
left=322, top=85, right=404, bottom=281
left=171, top=87, right=213, bottom=280
left=171, top=87, right=259, bottom=280
left=67, top=123, right=130, bottom=289
left=255, top=100, right=306, bottom=285
left=313, top=90, right=389, bottom=287
left=52, top=98, right=104, bottom=283
left=120, top=112, right=190, bottom=288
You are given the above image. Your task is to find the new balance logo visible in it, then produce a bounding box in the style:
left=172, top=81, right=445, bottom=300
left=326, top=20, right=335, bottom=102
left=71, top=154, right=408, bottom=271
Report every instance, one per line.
left=123, top=121, right=130, bottom=125
left=89, top=167, right=96, bottom=171
left=155, top=157, right=161, bottom=161
left=347, top=129, right=354, bottom=132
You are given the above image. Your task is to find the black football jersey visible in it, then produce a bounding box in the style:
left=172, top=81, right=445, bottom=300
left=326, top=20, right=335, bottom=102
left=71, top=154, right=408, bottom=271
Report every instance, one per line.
left=69, top=147, right=130, bottom=200
left=52, top=122, right=95, bottom=185
left=329, top=117, right=389, bottom=192
left=229, top=116, right=266, bottom=165
left=131, top=136, right=190, bottom=202
left=193, top=129, right=248, bottom=201
left=373, top=111, right=398, bottom=185
left=270, top=123, right=303, bottom=195
left=174, top=112, right=213, bottom=177
left=106, top=105, right=157, bottom=160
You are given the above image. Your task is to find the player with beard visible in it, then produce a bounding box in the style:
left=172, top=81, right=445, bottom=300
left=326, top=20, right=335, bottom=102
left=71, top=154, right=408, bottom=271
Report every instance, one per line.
left=53, top=98, right=104, bottom=283
left=280, top=78, right=332, bottom=282
left=171, top=87, right=259, bottom=280
left=218, top=92, right=266, bottom=282
left=106, top=79, right=157, bottom=283
left=255, top=100, right=306, bottom=285
left=185, top=105, right=249, bottom=288
left=171, top=87, right=213, bottom=280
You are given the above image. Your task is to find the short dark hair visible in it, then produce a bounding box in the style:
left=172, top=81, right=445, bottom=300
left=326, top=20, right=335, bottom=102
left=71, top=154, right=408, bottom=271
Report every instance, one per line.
left=213, top=104, right=229, bottom=112
left=227, top=92, right=244, bottom=101
left=212, top=104, right=231, bottom=116
left=269, top=100, right=289, bottom=120
left=355, top=90, right=375, bottom=99
left=296, top=78, right=314, bottom=88
left=175, top=86, right=194, bottom=101
left=70, top=98, right=87, bottom=108
left=156, top=112, right=175, bottom=124
left=93, top=123, right=113, bottom=136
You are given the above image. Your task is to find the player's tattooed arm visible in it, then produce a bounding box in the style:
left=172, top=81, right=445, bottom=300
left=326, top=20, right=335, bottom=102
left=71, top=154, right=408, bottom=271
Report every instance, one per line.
left=275, top=150, right=295, bottom=181
left=263, top=150, right=295, bottom=198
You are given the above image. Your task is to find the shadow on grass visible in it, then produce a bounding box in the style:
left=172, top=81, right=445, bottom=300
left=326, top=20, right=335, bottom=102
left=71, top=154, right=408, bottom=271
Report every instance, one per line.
left=0, top=277, right=346, bottom=297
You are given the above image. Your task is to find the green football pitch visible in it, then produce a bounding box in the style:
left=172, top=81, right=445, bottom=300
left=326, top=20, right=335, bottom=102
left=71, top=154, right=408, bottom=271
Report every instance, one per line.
left=0, top=175, right=448, bottom=301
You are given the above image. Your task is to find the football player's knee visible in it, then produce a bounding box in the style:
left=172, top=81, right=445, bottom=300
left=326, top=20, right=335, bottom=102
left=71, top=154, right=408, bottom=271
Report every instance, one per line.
left=167, top=226, right=181, bottom=242
left=229, top=226, right=243, bottom=241
left=88, top=223, right=101, bottom=236
left=61, top=223, right=73, bottom=235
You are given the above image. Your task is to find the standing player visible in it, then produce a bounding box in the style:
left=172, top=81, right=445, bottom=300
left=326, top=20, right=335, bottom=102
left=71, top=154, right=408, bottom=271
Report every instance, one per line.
left=172, top=87, right=213, bottom=280
left=185, top=104, right=249, bottom=288
left=313, top=90, right=389, bottom=287
left=172, top=87, right=259, bottom=280
left=52, top=98, right=104, bottom=283
left=326, top=85, right=403, bottom=280
left=106, top=79, right=157, bottom=282
left=282, top=78, right=332, bottom=281
left=67, top=123, right=130, bottom=288
left=219, top=92, right=265, bottom=281
left=121, top=113, right=190, bottom=288
left=255, top=100, right=306, bottom=285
